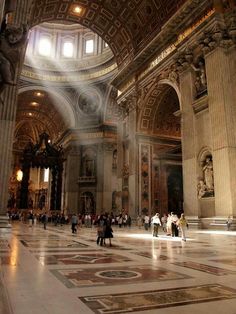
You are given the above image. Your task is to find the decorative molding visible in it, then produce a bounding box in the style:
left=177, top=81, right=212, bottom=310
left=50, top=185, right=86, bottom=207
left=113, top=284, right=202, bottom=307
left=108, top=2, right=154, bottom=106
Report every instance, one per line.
left=192, top=95, right=209, bottom=114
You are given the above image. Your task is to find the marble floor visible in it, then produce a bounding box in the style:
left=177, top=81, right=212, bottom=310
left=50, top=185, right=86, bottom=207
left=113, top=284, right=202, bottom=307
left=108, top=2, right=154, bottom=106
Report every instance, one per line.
left=1, top=222, right=236, bottom=314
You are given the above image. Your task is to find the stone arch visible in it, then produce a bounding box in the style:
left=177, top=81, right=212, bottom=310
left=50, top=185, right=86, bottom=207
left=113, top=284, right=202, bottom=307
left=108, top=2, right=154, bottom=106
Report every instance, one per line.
left=138, top=81, right=181, bottom=136
left=158, top=79, right=182, bottom=110
left=17, top=85, right=76, bottom=129
left=197, top=146, right=213, bottom=167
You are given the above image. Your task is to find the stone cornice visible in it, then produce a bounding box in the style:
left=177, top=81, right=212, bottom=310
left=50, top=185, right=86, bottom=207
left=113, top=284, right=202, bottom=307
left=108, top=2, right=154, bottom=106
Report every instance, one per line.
left=21, top=63, right=117, bottom=84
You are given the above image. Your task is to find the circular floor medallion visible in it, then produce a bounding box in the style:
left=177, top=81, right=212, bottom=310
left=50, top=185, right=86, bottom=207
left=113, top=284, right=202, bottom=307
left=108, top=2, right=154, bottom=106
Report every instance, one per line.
left=95, top=270, right=141, bottom=280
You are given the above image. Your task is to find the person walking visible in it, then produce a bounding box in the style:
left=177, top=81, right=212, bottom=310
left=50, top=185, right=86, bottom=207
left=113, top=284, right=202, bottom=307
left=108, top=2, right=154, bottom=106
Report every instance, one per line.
left=144, top=214, right=150, bottom=231
left=71, top=213, right=78, bottom=234
left=42, top=212, right=48, bottom=230
left=171, top=212, right=179, bottom=237
left=178, top=213, right=188, bottom=241
left=97, top=214, right=105, bottom=246
left=151, top=213, right=161, bottom=237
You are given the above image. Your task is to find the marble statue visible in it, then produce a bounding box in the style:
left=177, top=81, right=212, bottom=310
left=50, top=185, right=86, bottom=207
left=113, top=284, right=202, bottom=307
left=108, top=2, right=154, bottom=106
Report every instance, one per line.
left=191, top=60, right=207, bottom=95
left=197, top=179, right=207, bottom=198
left=203, top=157, right=214, bottom=191
left=198, top=156, right=214, bottom=198
left=0, top=21, right=28, bottom=96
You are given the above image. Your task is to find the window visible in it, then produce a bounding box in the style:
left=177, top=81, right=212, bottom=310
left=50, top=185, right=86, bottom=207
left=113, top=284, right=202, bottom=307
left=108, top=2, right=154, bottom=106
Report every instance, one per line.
left=38, top=37, right=52, bottom=56
left=85, top=39, right=94, bottom=54
left=104, top=42, right=108, bottom=48
left=63, top=42, right=73, bottom=58
left=44, top=168, right=49, bottom=182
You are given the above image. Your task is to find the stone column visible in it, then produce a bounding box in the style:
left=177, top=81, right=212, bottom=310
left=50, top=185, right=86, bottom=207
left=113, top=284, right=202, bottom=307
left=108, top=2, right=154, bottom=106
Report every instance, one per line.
left=116, top=121, right=123, bottom=213
left=127, top=109, right=138, bottom=218
left=205, top=46, right=236, bottom=217
left=0, top=87, right=18, bottom=227
left=102, top=143, right=114, bottom=211
left=0, top=0, right=32, bottom=227
left=96, top=143, right=104, bottom=212
left=64, top=147, right=80, bottom=214
left=159, top=161, right=168, bottom=214
left=179, top=68, right=199, bottom=219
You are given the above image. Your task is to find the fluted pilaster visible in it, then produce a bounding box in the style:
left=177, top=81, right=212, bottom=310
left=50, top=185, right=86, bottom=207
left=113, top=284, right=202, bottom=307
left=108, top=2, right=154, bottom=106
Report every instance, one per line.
left=180, top=69, right=199, bottom=217
left=205, top=46, right=236, bottom=216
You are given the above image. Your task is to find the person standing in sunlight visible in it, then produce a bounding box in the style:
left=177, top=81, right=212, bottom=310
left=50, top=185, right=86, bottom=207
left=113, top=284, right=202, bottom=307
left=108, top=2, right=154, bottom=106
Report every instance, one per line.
left=151, top=213, right=162, bottom=237
left=178, top=213, right=188, bottom=241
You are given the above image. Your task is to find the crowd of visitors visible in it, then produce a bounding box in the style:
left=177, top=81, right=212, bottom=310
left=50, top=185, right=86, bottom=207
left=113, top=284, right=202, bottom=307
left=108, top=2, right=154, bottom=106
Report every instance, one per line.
left=137, top=212, right=189, bottom=241
left=9, top=208, right=189, bottom=240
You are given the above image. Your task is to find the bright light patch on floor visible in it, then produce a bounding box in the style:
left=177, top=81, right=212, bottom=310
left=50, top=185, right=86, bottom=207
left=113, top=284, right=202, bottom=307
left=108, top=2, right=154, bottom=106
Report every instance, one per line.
left=118, top=233, right=193, bottom=242
left=196, top=230, right=236, bottom=236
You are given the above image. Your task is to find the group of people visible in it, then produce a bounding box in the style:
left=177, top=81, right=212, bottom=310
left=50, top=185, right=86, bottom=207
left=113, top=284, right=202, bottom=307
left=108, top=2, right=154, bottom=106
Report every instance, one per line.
left=140, top=212, right=189, bottom=241
left=70, top=212, right=114, bottom=246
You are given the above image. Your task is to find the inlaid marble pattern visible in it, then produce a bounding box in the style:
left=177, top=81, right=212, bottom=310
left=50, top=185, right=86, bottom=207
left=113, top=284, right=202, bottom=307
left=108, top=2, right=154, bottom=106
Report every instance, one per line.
left=172, top=261, right=236, bottom=275
left=2, top=224, right=236, bottom=314
left=36, top=252, right=132, bottom=265
left=80, top=284, right=236, bottom=313
left=20, top=239, right=88, bottom=249
left=133, top=251, right=169, bottom=260
left=51, top=265, right=190, bottom=288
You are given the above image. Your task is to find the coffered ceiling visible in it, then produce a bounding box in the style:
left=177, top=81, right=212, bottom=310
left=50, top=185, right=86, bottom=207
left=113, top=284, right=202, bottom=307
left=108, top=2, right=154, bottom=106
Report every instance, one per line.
left=29, top=0, right=187, bottom=67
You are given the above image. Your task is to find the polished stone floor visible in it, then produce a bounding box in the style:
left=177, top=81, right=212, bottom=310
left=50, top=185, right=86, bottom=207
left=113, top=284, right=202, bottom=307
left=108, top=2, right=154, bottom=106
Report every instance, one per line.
left=1, top=222, right=236, bottom=314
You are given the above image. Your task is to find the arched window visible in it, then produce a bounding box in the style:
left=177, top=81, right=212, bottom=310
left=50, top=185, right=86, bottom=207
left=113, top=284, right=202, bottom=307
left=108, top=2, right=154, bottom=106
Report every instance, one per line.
left=63, top=42, right=74, bottom=58
left=38, top=37, right=52, bottom=56
left=85, top=39, right=94, bottom=54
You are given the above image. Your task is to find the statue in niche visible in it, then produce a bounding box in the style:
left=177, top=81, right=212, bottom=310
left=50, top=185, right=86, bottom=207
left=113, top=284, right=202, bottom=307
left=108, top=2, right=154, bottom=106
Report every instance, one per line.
left=0, top=20, right=28, bottom=99
left=197, top=155, right=214, bottom=198
left=203, top=156, right=214, bottom=191
left=191, top=59, right=207, bottom=95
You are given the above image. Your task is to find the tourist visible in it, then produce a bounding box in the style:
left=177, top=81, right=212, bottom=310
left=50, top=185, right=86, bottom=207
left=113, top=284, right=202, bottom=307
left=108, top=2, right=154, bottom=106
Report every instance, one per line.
left=178, top=213, right=188, bottom=241
left=151, top=213, right=161, bottom=237
left=136, top=215, right=142, bottom=229
left=71, top=213, right=78, bottom=234
left=42, top=212, right=48, bottom=230
left=166, top=213, right=172, bottom=236
left=171, top=212, right=179, bottom=237
left=161, top=213, right=167, bottom=233
left=144, top=214, right=150, bottom=231
left=226, top=216, right=233, bottom=231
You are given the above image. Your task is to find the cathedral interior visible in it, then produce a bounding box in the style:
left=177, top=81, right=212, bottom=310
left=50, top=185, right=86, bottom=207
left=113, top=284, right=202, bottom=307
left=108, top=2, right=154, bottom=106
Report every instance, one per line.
left=1, top=1, right=236, bottom=313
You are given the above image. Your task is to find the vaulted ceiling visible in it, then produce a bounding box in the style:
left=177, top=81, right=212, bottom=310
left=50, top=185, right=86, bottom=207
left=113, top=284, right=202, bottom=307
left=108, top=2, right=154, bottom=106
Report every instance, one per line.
left=14, top=90, right=68, bottom=150
left=29, top=0, right=187, bottom=67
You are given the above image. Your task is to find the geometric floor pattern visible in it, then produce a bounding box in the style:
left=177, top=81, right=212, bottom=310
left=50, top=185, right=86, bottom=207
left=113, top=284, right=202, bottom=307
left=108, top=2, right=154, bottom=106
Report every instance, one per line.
left=1, top=222, right=236, bottom=314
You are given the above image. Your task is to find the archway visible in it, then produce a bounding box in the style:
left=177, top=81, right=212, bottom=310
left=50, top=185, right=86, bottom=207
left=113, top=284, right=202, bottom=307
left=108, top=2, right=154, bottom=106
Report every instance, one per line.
left=138, top=83, right=182, bottom=216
